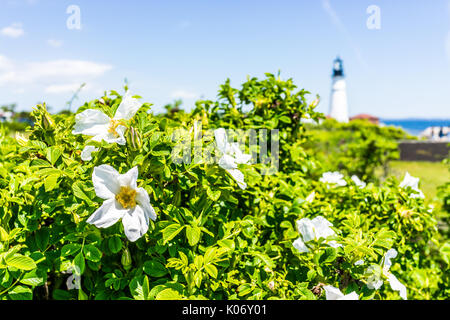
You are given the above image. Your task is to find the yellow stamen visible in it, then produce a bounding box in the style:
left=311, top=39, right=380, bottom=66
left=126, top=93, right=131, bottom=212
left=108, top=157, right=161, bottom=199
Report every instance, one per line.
left=115, top=186, right=137, bottom=209
left=108, top=119, right=122, bottom=137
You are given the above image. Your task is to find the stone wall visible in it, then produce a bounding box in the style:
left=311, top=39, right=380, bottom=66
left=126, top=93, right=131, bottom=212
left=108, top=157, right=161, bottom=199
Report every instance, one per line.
left=398, top=141, right=449, bottom=162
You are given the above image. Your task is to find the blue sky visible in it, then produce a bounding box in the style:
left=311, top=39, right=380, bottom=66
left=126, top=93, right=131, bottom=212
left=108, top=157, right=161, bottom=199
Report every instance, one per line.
left=0, top=0, right=449, bottom=118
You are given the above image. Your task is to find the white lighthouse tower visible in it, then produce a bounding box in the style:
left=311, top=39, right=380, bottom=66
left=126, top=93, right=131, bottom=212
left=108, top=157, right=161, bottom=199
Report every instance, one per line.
left=329, top=57, right=349, bottom=123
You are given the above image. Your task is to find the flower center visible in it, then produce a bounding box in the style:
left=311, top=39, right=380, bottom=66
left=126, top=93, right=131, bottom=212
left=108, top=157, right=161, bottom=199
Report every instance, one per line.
left=382, top=266, right=391, bottom=278
left=108, top=119, right=122, bottom=137
left=115, top=186, right=137, bottom=209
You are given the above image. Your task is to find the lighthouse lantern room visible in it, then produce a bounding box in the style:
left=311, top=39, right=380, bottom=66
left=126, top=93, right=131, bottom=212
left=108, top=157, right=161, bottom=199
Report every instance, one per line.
left=329, top=57, right=349, bottom=123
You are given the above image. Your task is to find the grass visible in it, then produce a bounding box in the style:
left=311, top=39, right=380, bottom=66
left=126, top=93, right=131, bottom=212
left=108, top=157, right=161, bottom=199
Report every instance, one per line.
left=387, top=161, right=449, bottom=200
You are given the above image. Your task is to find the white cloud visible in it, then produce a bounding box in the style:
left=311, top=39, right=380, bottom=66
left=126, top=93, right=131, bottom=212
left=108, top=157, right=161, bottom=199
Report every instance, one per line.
left=47, top=39, right=63, bottom=48
left=45, top=83, right=86, bottom=94
left=0, top=55, right=13, bottom=70
left=171, top=90, right=198, bottom=100
left=0, top=57, right=113, bottom=86
left=1, top=23, right=24, bottom=38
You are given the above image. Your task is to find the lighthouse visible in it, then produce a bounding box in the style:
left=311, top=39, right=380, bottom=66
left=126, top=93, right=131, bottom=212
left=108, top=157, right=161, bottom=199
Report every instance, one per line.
left=329, top=57, right=349, bottom=123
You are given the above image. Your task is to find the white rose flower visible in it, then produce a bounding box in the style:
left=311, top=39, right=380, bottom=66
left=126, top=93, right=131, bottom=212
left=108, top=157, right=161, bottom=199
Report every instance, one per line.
left=73, top=92, right=143, bottom=161
left=292, top=216, right=341, bottom=253
left=86, top=165, right=157, bottom=242
left=351, top=175, right=366, bottom=188
left=399, top=172, right=424, bottom=199
left=366, top=249, right=407, bottom=300
left=320, top=172, right=347, bottom=187
left=214, top=128, right=252, bottom=190
left=323, top=285, right=359, bottom=300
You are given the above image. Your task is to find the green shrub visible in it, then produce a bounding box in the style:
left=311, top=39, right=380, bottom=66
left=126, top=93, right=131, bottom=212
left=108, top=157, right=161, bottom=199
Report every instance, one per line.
left=303, top=118, right=412, bottom=182
left=0, top=74, right=448, bottom=300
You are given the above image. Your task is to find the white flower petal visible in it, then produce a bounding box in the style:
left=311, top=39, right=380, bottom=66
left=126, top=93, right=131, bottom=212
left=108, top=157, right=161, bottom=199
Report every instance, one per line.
left=113, top=91, right=143, bottom=121
left=92, top=165, right=121, bottom=199
left=388, top=274, right=407, bottom=300
left=351, top=175, right=366, bottom=188
left=338, top=292, right=359, bottom=300
left=136, top=187, right=157, bottom=221
left=400, top=172, right=424, bottom=198
left=296, top=218, right=316, bottom=242
left=230, top=143, right=252, bottom=164
left=81, top=145, right=99, bottom=161
left=293, top=237, right=309, bottom=253
left=72, top=109, right=110, bottom=136
left=219, top=154, right=238, bottom=170
left=323, top=286, right=344, bottom=300
left=320, top=171, right=347, bottom=186
left=367, top=277, right=384, bottom=290
left=383, top=249, right=398, bottom=269
left=122, top=205, right=149, bottom=242
left=311, top=216, right=335, bottom=240
left=118, top=166, right=139, bottom=189
left=214, top=128, right=228, bottom=154
left=354, top=259, right=365, bottom=266
left=86, top=199, right=126, bottom=228
left=226, top=168, right=247, bottom=190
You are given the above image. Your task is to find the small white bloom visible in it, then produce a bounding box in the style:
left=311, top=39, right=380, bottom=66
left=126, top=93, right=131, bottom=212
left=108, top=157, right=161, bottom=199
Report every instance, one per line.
left=293, top=216, right=341, bottom=253
left=73, top=92, right=142, bottom=159
left=214, top=128, right=252, bottom=190
left=86, top=165, right=157, bottom=242
left=365, top=249, right=407, bottom=300
left=81, top=145, right=99, bottom=161
left=323, top=285, right=359, bottom=300
left=354, top=259, right=365, bottom=266
left=399, top=172, right=424, bottom=199
left=351, top=175, right=366, bottom=188
left=320, top=172, right=347, bottom=187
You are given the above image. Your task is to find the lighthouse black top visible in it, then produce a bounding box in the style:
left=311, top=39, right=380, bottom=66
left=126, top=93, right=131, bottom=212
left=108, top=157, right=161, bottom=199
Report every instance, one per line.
left=332, top=57, right=344, bottom=77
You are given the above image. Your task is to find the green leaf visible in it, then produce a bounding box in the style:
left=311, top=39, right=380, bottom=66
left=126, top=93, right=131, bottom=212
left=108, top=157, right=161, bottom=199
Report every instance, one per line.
left=186, top=225, right=201, bottom=246
left=204, top=264, right=218, bottom=278
left=78, top=288, right=88, bottom=300
left=5, top=255, right=36, bottom=271
left=129, top=275, right=150, bottom=300
left=61, top=244, right=82, bottom=257
left=53, top=289, right=73, bottom=300
left=156, top=288, right=182, bottom=300
left=0, top=226, right=8, bottom=242
left=206, top=187, right=221, bottom=201
left=19, top=269, right=45, bottom=287
left=83, top=244, right=102, bottom=262
left=143, top=260, right=168, bottom=278
left=46, top=147, right=61, bottom=165
left=108, top=236, right=122, bottom=254
left=253, top=252, right=275, bottom=269
left=72, top=182, right=93, bottom=205
left=35, top=229, right=49, bottom=252
left=74, top=252, right=85, bottom=275
left=44, top=174, right=60, bottom=192
left=321, top=247, right=338, bottom=263
left=8, top=285, right=33, bottom=300
left=162, top=223, right=185, bottom=245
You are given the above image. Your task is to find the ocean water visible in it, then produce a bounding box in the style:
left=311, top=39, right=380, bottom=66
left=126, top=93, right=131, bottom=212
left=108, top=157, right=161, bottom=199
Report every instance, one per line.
left=380, top=119, right=450, bottom=136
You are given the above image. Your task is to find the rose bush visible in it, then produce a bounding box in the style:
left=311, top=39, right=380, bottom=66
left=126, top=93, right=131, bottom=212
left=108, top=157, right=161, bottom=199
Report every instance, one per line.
left=0, top=74, right=448, bottom=300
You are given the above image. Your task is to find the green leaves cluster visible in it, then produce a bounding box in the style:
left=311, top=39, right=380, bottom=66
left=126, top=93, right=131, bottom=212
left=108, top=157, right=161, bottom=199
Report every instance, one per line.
left=0, top=73, right=448, bottom=300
